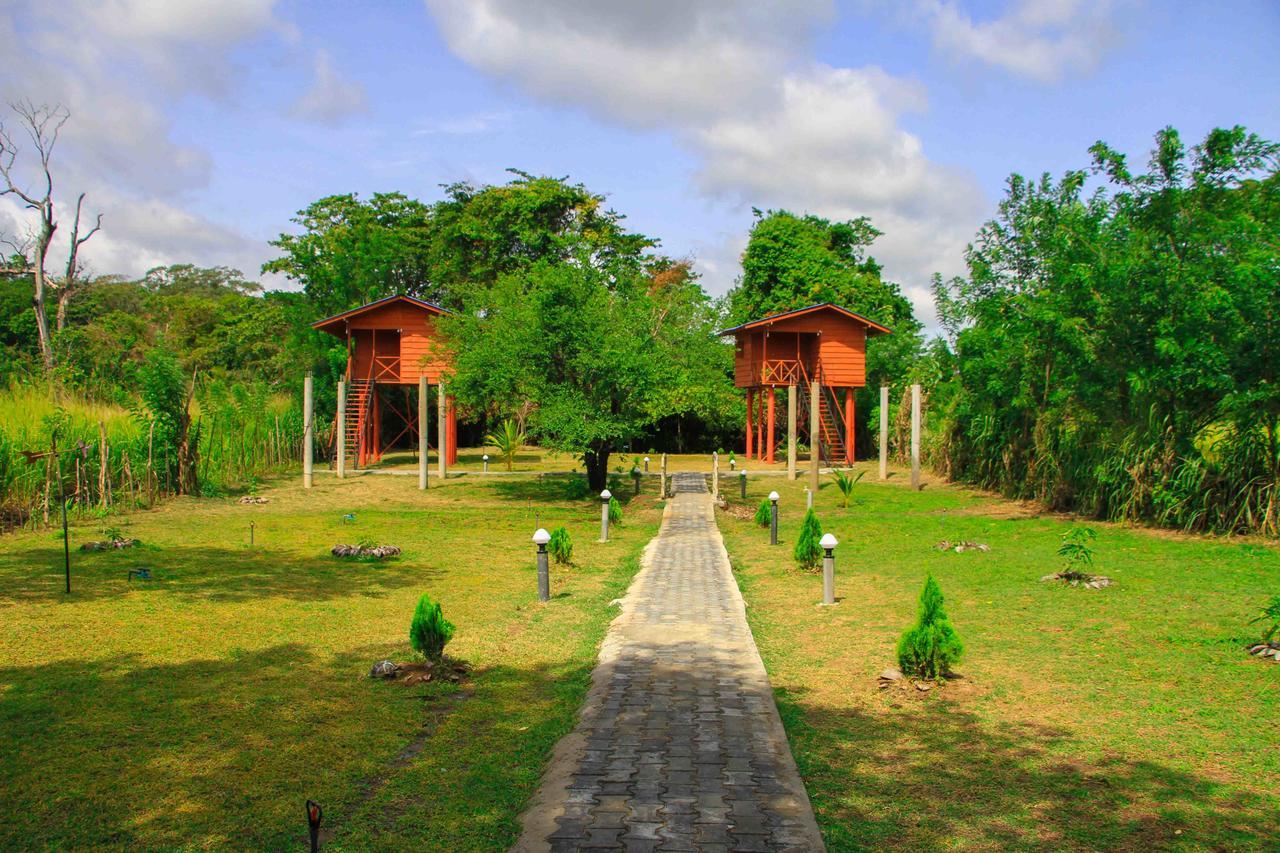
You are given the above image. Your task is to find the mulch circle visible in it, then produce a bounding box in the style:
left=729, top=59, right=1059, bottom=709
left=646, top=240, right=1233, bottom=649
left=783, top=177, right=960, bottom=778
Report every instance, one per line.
left=1247, top=642, right=1280, bottom=663
left=81, top=538, right=141, bottom=551
left=369, top=658, right=470, bottom=685
left=934, top=540, right=990, bottom=553
left=1041, top=571, right=1113, bottom=589
left=238, top=496, right=269, bottom=505
left=332, top=544, right=401, bottom=559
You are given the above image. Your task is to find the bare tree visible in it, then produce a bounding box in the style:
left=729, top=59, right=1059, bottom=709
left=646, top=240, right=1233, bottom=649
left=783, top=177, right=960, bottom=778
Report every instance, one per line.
left=0, top=100, right=102, bottom=371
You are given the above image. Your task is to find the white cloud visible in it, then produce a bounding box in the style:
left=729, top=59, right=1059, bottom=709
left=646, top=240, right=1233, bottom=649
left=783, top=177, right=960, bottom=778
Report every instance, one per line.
left=290, top=50, right=370, bottom=125
left=413, top=111, right=514, bottom=136
left=909, top=0, right=1127, bottom=82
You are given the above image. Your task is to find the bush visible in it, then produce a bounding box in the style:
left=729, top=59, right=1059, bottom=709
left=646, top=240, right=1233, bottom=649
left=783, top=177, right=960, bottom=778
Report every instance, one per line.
left=409, top=593, right=455, bottom=663
left=896, top=574, right=963, bottom=680
left=1250, top=595, right=1280, bottom=644
left=563, top=476, right=591, bottom=500
left=754, top=498, right=772, bottom=527
left=793, top=508, right=823, bottom=571
left=608, top=496, right=622, bottom=525
left=548, top=525, right=573, bottom=564
left=830, top=469, right=863, bottom=508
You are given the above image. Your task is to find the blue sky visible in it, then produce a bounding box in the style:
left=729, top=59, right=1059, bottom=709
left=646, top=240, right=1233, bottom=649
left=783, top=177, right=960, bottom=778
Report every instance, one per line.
left=2, top=1, right=1277, bottom=325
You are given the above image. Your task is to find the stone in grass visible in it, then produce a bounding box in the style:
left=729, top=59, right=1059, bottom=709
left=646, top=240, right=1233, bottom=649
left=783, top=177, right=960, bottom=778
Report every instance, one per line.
left=332, top=544, right=402, bottom=559
left=1041, top=571, right=1112, bottom=588
left=238, top=495, right=269, bottom=505
left=935, top=540, right=991, bottom=553
left=81, top=538, right=141, bottom=551
left=370, top=660, right=399, bottom=678
left=1248, top=643, right=1280, bottom=661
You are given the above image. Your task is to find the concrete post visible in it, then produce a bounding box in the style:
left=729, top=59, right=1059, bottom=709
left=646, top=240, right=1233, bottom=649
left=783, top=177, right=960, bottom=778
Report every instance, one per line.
left=599, top=489, right=612, bottom=542
left=437, top=380, right=447, bottom=480
left=787, top=384, right=798, bottom=480
left=820, top=534, right=838, bottom=606
left=911, top=383, right=922, bottom=491
left=809, top=380, right=820, bottom=494
left=712, top=452, right=719, bottom=499
left=739, top=470, right=747, bottom=500
left=336, top=380, right=346, bottom=479
left=303, top=373, right=314, bottom=489
left=769, top=491, right=779, bottom=546
left=879, top=385, right=889, bottom=480
left=533, top=528, right=551, bottom=602
left=660, top=453, right=668, bottom=498
left=417, top=376, right=428, bottom=490
left=806, top=487, right=813, bottom=510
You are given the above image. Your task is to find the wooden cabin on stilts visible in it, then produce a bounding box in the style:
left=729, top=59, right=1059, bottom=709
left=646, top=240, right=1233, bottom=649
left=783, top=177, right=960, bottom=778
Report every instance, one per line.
left=311, top=295, right=458, bottom=470
left=720, top=303, right=891, bottom=466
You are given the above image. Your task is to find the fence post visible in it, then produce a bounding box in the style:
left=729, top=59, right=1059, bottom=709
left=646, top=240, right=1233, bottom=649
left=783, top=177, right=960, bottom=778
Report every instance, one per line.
left=911, top=383, right=921, bottom=491
left=303, top=373, right=314, bottom=489
left=417, top=375, right=428, bottom=490
left=660, top=453, right=668, bottom=498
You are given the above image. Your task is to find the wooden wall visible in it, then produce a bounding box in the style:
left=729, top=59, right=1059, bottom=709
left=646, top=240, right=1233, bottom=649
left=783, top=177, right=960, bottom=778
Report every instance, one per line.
left=730, top=309, right=869, bottom=388
left=344, top=302, right=451, bottom=383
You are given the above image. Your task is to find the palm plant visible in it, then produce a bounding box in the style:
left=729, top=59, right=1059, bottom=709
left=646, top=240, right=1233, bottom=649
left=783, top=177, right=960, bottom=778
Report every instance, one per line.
left=830, top=469, right=864, bottom=508
left=484, top=418, right=526, bottom=471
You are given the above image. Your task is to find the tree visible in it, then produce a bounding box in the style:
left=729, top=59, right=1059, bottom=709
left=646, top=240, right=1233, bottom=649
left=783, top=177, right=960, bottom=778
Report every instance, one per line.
left=442, top=256, right=726, bottom=490
left=409, top=593, right=455, bottom=663
left=0, top=101, right=102, bottom=372
left=485, top=418, right=526, bottom=471
left=793, top=508, right=823, bottom=571
left=897, top=574, right=964, bottom=679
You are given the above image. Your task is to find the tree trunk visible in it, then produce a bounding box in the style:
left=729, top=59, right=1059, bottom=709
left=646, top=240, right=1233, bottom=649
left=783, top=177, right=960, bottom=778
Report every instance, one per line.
left=584, top=443, right=611, bottom=492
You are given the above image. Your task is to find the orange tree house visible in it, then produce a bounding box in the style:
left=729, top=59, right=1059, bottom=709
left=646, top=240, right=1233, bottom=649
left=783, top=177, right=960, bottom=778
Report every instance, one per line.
left=312, top=295, right=458, bottom=468
left=719, top=302, right=891, bottom=465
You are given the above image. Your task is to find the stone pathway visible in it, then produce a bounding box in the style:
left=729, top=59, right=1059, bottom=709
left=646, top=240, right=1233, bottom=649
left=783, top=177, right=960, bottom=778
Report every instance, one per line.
left=514, top=473, right=824, bottom=852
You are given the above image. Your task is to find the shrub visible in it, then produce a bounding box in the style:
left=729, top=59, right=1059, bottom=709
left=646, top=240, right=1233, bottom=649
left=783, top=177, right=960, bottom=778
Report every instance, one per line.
left=897, top=574, right=964, bottom=679
left=548, top=525, right=573, bottom=564
left=409, top=593, right=455, bottom=663
left=1058, top=526, right=1097, bottom=573
left=563, top=476, right=591, bottom=500
left=484, top=418, right=526, bottom=471
left=754, top=498, right=772, bottom=527
left=1250, top=595, right=1280, bottom=644
left=608, top=496, right=622, bottom=525
left=793, top=508, right=823, bottom=571
left=830, top=469, right=864, bottom=508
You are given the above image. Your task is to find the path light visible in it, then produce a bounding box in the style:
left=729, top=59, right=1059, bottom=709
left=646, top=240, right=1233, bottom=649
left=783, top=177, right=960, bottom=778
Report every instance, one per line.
left=483, top=453, right=489, bottom=474
left=820, top=533, right=839, bottom=606
left=739, top=469, right=747, bottom=500
left=769, top=491, right=780, bottom=546
left=632, top=466, right=641, bottom=496
left=600, top=489, right=612, bottom=542
left=533, top=528, right=551, bottom=602
left=644, top=456, right=650, bottom=473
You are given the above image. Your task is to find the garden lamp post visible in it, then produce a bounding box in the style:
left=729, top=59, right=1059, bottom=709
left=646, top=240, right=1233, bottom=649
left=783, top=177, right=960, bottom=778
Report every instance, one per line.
left=599, top=489, right=612, bottom=542
left=483, top=453, right=489, bottom=474
left=820, top=533, right=838, bottom=605
left=769, top=491, right=780, bottom=546
left=533, top=527, right=551, bottom=602
left=643, top=456, right=650, bottom=473
left=739, top=470, right=747, bottom=499
left=632, top=467, right=641, bottom=495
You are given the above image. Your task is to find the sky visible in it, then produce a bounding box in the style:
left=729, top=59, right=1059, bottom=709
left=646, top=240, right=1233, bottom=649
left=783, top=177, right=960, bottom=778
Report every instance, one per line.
left=1, top=0, right=1277, bottom=326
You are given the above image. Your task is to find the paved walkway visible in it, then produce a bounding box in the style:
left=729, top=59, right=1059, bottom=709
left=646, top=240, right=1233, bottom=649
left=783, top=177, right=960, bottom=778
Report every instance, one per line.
left=514, top=473, right=824, bottom=852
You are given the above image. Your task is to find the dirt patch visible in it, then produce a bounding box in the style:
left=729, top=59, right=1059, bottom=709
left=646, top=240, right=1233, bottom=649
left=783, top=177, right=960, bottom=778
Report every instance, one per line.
left=369, top=658, right=470, bottom=686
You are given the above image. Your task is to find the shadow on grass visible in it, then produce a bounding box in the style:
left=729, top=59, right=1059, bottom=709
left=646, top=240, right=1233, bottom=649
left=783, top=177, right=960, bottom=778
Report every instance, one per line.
left=776, top=686, right=1279, bottom=850
left=0, top=640, right=596, bottom=851
left=0, top=544, right=434, bottom=604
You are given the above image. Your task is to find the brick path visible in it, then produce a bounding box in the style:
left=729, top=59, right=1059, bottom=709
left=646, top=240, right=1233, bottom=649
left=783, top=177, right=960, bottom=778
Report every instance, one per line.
left=514, top=473, right=824, bottom=852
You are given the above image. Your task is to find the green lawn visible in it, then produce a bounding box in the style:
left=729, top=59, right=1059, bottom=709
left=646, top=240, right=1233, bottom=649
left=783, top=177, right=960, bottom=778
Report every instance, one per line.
left=0, top=472, right=663, bottom=849
left=718, top=466, right=1280, bottom=851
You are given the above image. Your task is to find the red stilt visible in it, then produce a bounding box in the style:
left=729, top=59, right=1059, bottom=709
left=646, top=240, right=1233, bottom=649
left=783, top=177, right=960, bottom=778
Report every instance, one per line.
left=844, top=387, right=855, bottom=465
left=745, top=390, right=755, bottom=459
left=766, top=387, right=776, bottom=464
left=446, top=396, right=458, bottom=465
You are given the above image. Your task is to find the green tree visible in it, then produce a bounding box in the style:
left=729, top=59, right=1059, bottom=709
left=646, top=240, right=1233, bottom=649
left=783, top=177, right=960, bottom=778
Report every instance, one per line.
left=793, top=508, right=823, bottom=571
left=485, top=418, right=526, bottom=471
left=409, top=593, right=455, bottom=663
left=897, top=574, right=964, bottom=679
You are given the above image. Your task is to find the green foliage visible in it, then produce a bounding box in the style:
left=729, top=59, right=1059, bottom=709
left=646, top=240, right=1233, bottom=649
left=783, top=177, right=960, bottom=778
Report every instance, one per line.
left=830, top=469, right=864, bottom=508
left=548, top=526, right=573, bottom=565
left=608, top=497, right=622, bottom=525
left=485, top=418, right=526, bottom=471
left=408, top=593, right=455, bottom=663
left=562, top=476, right=592, bottom=500
left=1249, top=595, right=1280, bottom=644
left=754, top=498, right=772, bottom=528
left=896, top=574, right=964, bottom=680
left=1058, top=527, right=1097, bottom=572
left=793, top=508, right=823, bottom=571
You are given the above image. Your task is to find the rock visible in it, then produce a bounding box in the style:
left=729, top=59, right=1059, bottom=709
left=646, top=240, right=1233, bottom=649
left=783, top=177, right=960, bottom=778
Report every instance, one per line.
left=369, top=660, right=399, bottom=678
left=608, top=598, right=625, bottom=607
left=934, top=540, right=952, bottom=551
left=238, top=496, right=269, bottom=505
left=914, top=681, right=932, bottom=692
left=878, top=668, right=903, bottom=682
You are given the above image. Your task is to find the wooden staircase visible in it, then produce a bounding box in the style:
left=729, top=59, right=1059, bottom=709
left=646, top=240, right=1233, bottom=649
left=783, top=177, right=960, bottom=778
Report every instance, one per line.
left=795, top=368, right=849, bottom=465
left=344, top=379, right=373, bottom=468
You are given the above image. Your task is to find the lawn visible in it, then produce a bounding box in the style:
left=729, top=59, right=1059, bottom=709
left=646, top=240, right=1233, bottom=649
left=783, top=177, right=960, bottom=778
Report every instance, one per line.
left=717, top=466, right=1280, bottom=850
left=0, top=470, right=664, bottom=849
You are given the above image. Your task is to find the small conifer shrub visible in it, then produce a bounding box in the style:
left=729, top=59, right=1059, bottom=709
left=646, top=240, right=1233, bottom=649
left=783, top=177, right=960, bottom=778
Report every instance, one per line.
left=608, top=496, right=622, bottom=525
left=754, top=497, right=772, bottom=528
left=793, top=508, right=823, bottom=571
left=548, top=526, right=573, bottom=564
left=409, top=593, right=455, bottom=663
left=897, top=574, right=963, bottom=680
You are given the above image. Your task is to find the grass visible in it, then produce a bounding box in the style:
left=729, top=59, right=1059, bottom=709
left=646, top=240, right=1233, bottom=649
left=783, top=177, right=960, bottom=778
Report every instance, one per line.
left=0, top=471, right=663, bottom=849
left=717, top=465, right=1280, bottom=850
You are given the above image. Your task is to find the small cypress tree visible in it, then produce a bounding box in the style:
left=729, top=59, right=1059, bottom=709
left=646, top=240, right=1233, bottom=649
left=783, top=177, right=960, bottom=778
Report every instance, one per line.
left=409, top=593, right=455, bottom=663
left=608, top=496, right=622, bottom=525
left=793, top=508, right=823, bottom=571
left=754, top=497, right=772, bottom=527
left=548, top=525, right=573, bottom=564
left=897, top=574, right=963, bottom=680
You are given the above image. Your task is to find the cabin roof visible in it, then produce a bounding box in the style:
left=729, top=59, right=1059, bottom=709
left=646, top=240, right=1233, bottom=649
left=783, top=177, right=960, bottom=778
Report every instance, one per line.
left=718, top=302, right=892, bottom=337
left=311, top=294, right=451, bottom=337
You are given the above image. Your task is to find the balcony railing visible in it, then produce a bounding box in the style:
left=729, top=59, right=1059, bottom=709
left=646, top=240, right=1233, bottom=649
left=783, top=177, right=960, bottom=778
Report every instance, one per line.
left=760, top=359, right=801, bottom=385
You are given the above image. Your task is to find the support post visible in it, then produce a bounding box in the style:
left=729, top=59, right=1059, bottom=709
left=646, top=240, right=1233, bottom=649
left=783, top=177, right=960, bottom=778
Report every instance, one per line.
left=712, top=452, right=719, bottom=499
left=660, top=453, right=668, bottom=498
left=336, top=381, right=346, bottom=479
left=418, top=376, right=428, bottom=490
left=844, top=387, right=855, bottom=465
left=809, top=380, right=820, bottom=494
left=879, top=385, right=889, bottom=480
left=766, top=387, right=776, bottom=464
left=437, top=380, right=447, bottom=480
left=303, top=373, right=314, bottom=489
left=447, top=396, right=458, bottom=465
left=745, top=390, right=754, bottom=460
left=911, top=383, right=921, bottom=491
left=786, top=383, right=798, bottom=480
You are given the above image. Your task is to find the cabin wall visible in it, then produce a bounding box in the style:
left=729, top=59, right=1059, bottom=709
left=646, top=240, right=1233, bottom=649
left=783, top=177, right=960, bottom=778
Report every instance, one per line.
left=730, top=313, right=869, bottom=388
left=342, top=303, right=450, bottom=383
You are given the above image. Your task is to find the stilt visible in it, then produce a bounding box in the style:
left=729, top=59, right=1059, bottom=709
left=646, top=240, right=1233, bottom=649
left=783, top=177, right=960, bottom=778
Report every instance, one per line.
left=844, top=387, right=855, bottom=465
left=786, top=383, right=797, bottom=481
left=437, top=380, right=448, bottom=479
left=879, top=385, right=889, bottom=480
left=911, top=383, right=921, bottom=490
left=303, top=373, right=314, bottom=489
left=766, top=387, right=776, bottom=464
left=809, top=380, right=820, bottom=494
left=371, top=385, right=382, bottom=463
left=418, top=375, right=428, bottom=490
left=336, top=381, right=346, bottom=479
left=447, top=396, right=458, bottom=465
left=745, top=390, right=754, bottom=459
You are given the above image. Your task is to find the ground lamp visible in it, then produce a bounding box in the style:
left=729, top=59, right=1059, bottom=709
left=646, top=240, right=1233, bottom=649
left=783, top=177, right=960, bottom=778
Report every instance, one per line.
left=599, top=489, right=612, bottom=542
left=820, top=533, right=838, bottom=606
left=643, top=456, right=650, bottom=473
left=769, top=491, right=780, bottom=546
left=533, top=527, right=551, bottom=602
left=482, top=453, right=489, bottom=473
left=739, top=470, right=747, bottom=499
